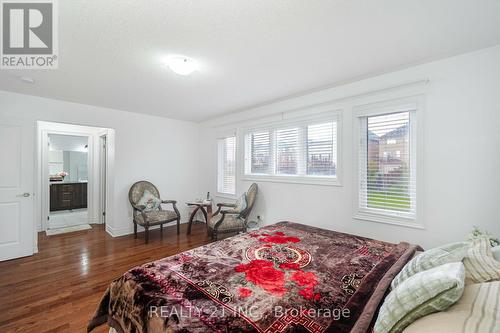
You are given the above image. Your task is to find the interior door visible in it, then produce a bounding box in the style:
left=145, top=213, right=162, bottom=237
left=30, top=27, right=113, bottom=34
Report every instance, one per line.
left=0, top=119, right=34, bottom=261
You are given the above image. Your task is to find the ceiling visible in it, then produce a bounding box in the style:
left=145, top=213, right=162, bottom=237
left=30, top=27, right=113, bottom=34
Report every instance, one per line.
left=1, top=0, right=500, bottom=122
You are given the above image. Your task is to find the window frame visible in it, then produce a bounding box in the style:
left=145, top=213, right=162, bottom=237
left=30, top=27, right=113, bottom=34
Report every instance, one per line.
left=353, top=97, right=424, bottom=229
left=216, top=134, right=237, bottom=197
left=241, top=112, right=342, bottom=186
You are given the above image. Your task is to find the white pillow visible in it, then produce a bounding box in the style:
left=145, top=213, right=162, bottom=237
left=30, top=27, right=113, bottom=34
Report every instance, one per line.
left=391, top=241, right=469, bottom=289
left=492, top=246, right=500, bottom=261
left=375, top=262, right=465, bottom=333
left=463, top=238, right=500, bottom=284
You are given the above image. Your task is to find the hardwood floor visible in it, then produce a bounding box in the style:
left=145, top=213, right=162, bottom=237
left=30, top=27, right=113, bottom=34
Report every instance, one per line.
left=0, top=223, right=212, bottom=333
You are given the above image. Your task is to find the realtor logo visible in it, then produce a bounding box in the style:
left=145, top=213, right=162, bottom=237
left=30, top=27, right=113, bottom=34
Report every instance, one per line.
left=1, top=0, right=58, bottom=69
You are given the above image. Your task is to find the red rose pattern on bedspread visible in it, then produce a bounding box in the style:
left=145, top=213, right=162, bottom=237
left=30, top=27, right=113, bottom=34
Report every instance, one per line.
left=88, top=222, right=418, bottom=333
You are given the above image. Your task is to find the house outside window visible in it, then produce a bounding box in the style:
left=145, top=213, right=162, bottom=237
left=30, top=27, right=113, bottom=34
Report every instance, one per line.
left=354, top=99, right=422, bottom=228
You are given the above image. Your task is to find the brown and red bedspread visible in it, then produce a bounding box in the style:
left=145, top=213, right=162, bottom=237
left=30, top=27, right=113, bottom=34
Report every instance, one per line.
left=88, top=222, right=420, bottom=333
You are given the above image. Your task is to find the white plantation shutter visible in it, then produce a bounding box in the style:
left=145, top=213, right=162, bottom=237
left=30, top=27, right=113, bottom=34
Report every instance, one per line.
left=359, top=111, right=416, bottom=218
left=217, top=136, right=236, bottom=195
left=276, top=128, right=299, bottom=175
left=250, top=131, right=271, bottom=174
left=244, top=117, right=338, bottom=181
left=306, top=122, right=337, bottom=176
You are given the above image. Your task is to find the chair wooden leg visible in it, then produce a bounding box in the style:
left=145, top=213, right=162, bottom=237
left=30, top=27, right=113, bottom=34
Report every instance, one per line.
left=177, top=218, right=180, bottom=235
left=134, top=223, right=137, bottom=239
left=160, top=224, right=163, bottom=238
left=145, top=226, right=149, bottom=244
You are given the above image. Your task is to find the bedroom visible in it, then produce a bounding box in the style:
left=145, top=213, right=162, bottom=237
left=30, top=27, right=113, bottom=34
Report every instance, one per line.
left=0, top=0, right=499, bottom=332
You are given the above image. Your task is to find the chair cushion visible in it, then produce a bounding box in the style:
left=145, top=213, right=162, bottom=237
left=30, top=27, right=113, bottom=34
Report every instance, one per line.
left=208, top=213, right=245, bottom=231
left=135, top=210, right=178, bottom=226
left=137, top=189, right=161, bottom=212
left=234, top=193, right=247, bottom=213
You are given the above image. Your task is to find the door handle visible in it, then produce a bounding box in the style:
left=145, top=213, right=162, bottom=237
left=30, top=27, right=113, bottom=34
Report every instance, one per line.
left=16, top=192, right=31, bottom=198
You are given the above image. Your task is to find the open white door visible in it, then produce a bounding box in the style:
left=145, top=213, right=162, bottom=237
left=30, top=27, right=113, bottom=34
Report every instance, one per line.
left=0, top=119, right=34, bottom=261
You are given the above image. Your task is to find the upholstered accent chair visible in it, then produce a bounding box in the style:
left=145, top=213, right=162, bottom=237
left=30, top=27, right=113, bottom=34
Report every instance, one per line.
left=207, top=183, right=258, bottom=240
left=128, top=181, right=180, bottom=243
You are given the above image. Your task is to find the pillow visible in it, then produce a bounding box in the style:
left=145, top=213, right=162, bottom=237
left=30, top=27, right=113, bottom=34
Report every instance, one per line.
left=391, top=241, right=469, bottom=289
left=492, top=245, right=500, bottom=261
left=402, top=280, right=500, bottom=333
left=375, top=262, right=465, bottom=333
left=233, top=193, right=247, bottom=213
left=463, top=237, right=500, bottom=284
left=137, top=189, right=161, bottom=212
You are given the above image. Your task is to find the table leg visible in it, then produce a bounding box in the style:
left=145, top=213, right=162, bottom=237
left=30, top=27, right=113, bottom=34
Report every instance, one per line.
left=187, top=206, right=200, bottom=235
left=202, top=205, right=213, bottom=236
left=200, top=207, right=208, bottom=223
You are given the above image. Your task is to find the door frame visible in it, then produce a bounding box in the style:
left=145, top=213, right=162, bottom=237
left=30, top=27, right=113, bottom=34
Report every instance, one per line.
left=35, top=121, right=115, bottom=245
left=98, top=132, right=107, bottom=224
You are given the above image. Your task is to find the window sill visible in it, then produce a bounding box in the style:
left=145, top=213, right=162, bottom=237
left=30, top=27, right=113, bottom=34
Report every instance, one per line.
left=354, top=211, right=424, bottom=230
left=215, top=192, right=237, bottom=200
left=241, top=174, right=342, bottom=187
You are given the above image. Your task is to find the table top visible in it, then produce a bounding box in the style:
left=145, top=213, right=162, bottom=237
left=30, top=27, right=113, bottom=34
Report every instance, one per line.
left=186, top=201, right=212, bottom=207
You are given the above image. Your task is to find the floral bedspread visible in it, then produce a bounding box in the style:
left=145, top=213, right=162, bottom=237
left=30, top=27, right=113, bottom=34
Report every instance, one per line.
left=88, top=222, right=420, bottom=333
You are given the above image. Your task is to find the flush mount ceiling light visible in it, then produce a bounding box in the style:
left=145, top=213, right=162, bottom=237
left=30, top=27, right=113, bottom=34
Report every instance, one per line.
left=164, top=56, right=199, bottom=76
left=20, top=76, right=35, bottom=84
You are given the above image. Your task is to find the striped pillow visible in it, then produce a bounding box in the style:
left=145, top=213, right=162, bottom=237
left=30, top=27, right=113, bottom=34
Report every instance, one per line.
left=403, top=281, right=500, bottom=332
left=463, top=237, right=500, bottom=284
left=375, top=262, right=465, bottom=333
left=391, top=241, right=469, bottom=289
left=493, top=246, right=500, bottom=261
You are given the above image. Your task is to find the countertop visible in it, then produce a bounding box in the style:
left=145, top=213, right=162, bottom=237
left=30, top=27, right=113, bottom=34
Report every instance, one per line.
left=50, top=180, right=88, bottom=185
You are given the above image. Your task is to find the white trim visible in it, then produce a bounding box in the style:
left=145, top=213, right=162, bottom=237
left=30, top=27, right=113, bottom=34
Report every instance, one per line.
left=214, top=193, right=238, bottom=200
left=353, top=212, right=425, bottom=230
left=352, top=95, right=425, bottom=228
left=241, top=174, right=342, bottom=187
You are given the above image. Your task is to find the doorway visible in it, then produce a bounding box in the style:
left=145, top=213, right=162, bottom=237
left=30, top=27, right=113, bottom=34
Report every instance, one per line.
left=46, top=134, right=90, bottom=234
left=37, top=121, right=114, bottom=238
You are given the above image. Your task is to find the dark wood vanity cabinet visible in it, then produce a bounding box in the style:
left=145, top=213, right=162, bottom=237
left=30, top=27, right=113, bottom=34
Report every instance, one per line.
left=50, top=182, right=87, bottom=212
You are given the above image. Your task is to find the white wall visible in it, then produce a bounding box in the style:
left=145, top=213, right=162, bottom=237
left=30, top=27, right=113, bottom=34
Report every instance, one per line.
left=0, top=91, right=202, bottom=240
left=199, top=45, right=500, bottom=249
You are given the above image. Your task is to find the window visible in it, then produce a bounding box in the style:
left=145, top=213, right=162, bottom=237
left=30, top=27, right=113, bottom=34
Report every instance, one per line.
left=276, top=128, right=299, bottom=175
left=250, top=131, right=271, bottom=174
left=244, top=116, right=339, bottom=185
left=217, top=136, right=236, bottom=195
left=307, top=122, right=337, bottom=176
left=357, top=110, right=417, bottom=222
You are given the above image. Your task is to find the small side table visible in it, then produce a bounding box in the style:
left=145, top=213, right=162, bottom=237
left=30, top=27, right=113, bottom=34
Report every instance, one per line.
left=186, top=201, right=212, bottom=235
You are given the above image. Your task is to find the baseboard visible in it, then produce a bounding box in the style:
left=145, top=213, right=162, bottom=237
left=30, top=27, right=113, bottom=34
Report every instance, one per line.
left=106, top=220, right=189, bottom=238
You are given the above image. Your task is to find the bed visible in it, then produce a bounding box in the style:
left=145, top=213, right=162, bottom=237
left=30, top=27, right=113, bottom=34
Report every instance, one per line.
left=88, top=222, right=421, bottom=333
